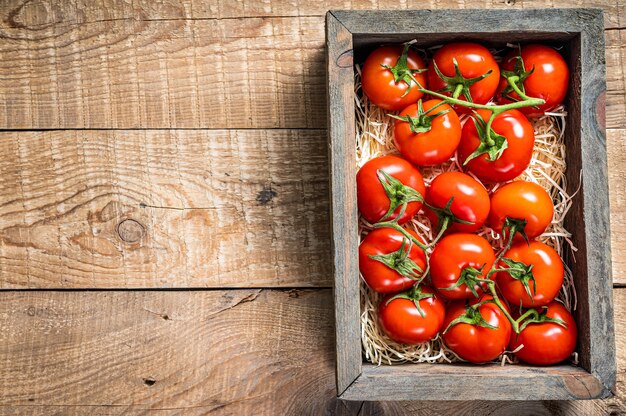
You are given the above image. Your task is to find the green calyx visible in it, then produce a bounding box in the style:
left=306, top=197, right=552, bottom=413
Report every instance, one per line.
left=389, top=99, right=451, bottom=134
left=500, top=257, right=536, bottom=302
left=432, top=58, right=493, bottom=102
left=386, top=285, right=434, bottom=318
left=377, top=169, right=424, bottom=222
left=516, top=306, right=568, bottom=333
left=462, top=113, right=508, bottom=165
left=502, top=217, right=529, bottom=245
left=443, top=299, right=497, bottom=334
left=439, top=263, right=487, bottom=299
left=426, top=196, right=475, bottom=233
left=368, top=236, right=424, bottom=281
left=500, top=51, right=535, bottom=102
left=381, top=43, right=427, bottom=97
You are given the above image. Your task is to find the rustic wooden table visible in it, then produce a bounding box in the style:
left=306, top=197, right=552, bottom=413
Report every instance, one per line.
left=0, top=1, right=623, bottom=414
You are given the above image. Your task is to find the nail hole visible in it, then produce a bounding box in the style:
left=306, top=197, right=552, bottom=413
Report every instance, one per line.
left=162, top=314, right=169, bottom=320
left=143, top=377, right=156, bottom=386
left=505, top=0, right=516, bottom=5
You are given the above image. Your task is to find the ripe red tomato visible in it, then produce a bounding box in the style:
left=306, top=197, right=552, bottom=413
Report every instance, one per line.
left=496, top=241, right=564, bottom=308
left=427, top=42, right=500, bottom=112
left=359, top=228, right=427, bottom=294
left=457, top=109, right=535, bottom=183
left=488, top=181, right=554, bottom=241
left=510, top=302, right=577, bottom=365
left=393, top=100, right=461, bottom=166
left=361, top=45, right=428, bottom=111
left=379, top=286, right=446, bottom=344
left=430, top=233, right=496, bottom=300
left=442, top=296, right=512, bottom=363
left=357, top=156, right=426, bottom=225
left=496, top=45, right=569, bottom=118
left=425, top=172, right=490, bottom=234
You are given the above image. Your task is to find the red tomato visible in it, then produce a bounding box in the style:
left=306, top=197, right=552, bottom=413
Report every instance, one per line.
left=510, top=302, right=577, bottom=365
left=393, top=100, right=461, bottom=166
left=425, top=172, right=490, bottom=234
left=361, top=45, right=428, bottom=111
left=497, top=241, right=564, bottom=307
left=359, top=228, right=427, bottom=294
left=427, top=42, right=500, bottom=112
left=379, top=286, right=446, bottom=344
left=442, top=296, right=512, bottom=363
left=430, top=233, right=496, bottom=300
left=357, top=156, right=426, bottom=225
left=457, top=109, right=535, bottom=183
left=496, top=45, right=569, bottom=118
left=488, top=181, right=554, bottom=241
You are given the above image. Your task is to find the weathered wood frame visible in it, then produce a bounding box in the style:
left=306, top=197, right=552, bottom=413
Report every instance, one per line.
left=327, top=9, right=615, bottom=401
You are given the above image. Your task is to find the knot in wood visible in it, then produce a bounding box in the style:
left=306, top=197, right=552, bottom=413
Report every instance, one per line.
left=336, top=50, right=354, bottom=68
left=117, top=219, right=145, bottom=243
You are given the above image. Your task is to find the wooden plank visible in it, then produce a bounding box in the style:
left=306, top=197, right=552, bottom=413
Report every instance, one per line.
left=609, top=130, right=626, bottom=285
left=0, top=130, right=330, bottom=288
left=0, top=0, right=623, bottom=28
left=605, top=29, right=626, bottom=135
left=326, top=11, right=362, bottom=395
left=0, top=16, right=326, bottom=129
left=0, top=289, right=360, bottom=414
left=575, top=12, right=616, bottom=392
left=0, top=288, right=624, bottom=413
left=0, top=12, right=623, bottom=129
left=343, top=364, right=605, bottom=401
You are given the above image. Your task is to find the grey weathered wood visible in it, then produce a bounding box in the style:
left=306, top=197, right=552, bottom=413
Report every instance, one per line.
left=342, top=364, right=605, bottom=401
left=326, top=11, right=361, bottom=396
left=574, top=9, right=616, bottom=396
left=327, top=8, right=615, bottom=401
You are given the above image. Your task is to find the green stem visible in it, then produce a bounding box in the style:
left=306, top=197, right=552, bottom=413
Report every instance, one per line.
left=507, top=76, right=533, bottom=101
left=484, top=111, right=497, bottom=147
left=419, top=86, right=544, bottom=114
left=371, top=222, right=429, bottom=251
left=452, top=83, right=464, bottom=99
left=515, top=308, right=536, bottom=326
left=483, top=280, right=519, bottom=333
left=429, top=215, right=450, bottom=248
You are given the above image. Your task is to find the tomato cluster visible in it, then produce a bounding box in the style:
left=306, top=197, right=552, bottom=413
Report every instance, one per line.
left=358, top=42, right=575, bottom=365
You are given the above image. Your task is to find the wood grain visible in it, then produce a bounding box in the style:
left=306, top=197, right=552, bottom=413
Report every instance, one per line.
left=0, top=130, right=330, bottom=288
left=609, top=129, right=626, bottom=286
left=0, top=288, right=624, bottom=414
left=0, top=0, right=623, bottom=28
left=0, top=9, right=623, bottom=129
left=326, top=11, right=362, bottom=395
left=0, top=15, right=326, bottom=129
left=0, top=289, right=346, bottom=413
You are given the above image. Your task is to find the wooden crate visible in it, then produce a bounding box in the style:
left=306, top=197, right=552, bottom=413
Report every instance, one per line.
left=326, top=8, right=615, bottom=401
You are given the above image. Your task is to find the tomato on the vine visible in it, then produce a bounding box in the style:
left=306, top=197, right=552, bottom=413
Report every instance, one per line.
left=430, top=233, right=496, bottom=300
left=427, top=42, right=500, bottom=112
left=393, top=99, right=461, bottom=166
left=359, top=228, right=427, bottom=294
left=510, top=302, right=577, bottom=365
left=488, top=180, right=554, bottom=241
left=457, top=109, right=535, bottom=183
left=442, top=296, right=512, bottom=363
left=379, top=285, right=446, bottom=344
left=425, top=172, right=490, bottom=234
left=496, top=241, right=564, bottom=308
left=496, top=44, right=569, bottom=118
left=361, top=44, right=428, bottom=111
left=357, top=156, right=426, bottom=225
